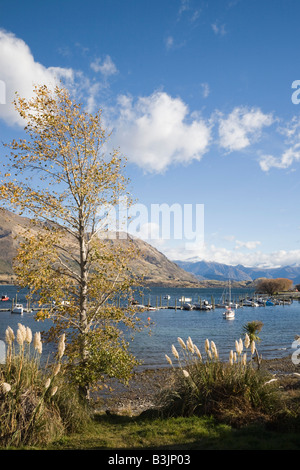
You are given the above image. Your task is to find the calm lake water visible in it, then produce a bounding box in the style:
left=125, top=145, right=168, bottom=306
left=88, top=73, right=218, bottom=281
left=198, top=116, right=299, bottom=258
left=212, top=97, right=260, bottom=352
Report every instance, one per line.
left=0, top=285, right=300, bottom=369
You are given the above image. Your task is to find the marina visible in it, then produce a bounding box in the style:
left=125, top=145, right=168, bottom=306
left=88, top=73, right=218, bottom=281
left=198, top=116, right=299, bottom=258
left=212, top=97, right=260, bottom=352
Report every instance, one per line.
left=130, top=291, right=295, bottom=311
left=0, top=285, right=300, bottom=369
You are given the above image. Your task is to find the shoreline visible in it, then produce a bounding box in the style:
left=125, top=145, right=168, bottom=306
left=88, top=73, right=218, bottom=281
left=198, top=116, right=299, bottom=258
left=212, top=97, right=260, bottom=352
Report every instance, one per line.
left=96, top=354, right=300, bottom=416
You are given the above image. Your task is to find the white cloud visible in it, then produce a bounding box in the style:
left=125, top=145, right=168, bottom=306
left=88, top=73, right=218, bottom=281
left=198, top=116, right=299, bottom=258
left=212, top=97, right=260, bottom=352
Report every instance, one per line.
left=218, top=106, right=274, bottom=152
left=2, top=31, right=297, bottom=177
left=259, top=117, right=300, bottom=171
left=110, top=91, right=211, bottom=172
left=235, top=240, right=261, bottom=250
left=211, top=22, right=226, bottom=36
left=177, top=0, right=200, bottom=22
left=178, top=0, right=190, bottom=16
left=259, top=151, right=300, bottom=172
left=0, top=29, right=75, bottom=126
left=160, top=239, right=300, bottom=269
left=0, top=30, right=110, bottom=124
left=201, top=82, right=210, bottom=98
left=165, top=36, right=174, bottom=50
left=90, top=55, right=118, bottom=77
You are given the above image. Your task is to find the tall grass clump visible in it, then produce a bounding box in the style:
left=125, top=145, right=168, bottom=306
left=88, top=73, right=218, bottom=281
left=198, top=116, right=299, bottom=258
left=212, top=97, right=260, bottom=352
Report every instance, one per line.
left=0, top=324, right=90, bottom=448
left=162, top=335, right=282, bottom=426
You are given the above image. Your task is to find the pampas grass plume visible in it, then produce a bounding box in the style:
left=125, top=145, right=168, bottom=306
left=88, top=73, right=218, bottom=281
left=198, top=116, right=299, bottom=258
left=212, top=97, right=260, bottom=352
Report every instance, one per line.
left=53, top=363, right=61, bottom=376
left=5, top=326, right=14, bottom=345
left=211, top=340, right=218, bottom=359
left=17, top=324, right=26, bottom=345
left=165, top=354, right=173, bottom=366
left=172, top=344, right=179, bottom=359
left=177, top=337, right=186, bottom=350
left=194, top=345, right=202, bottom=361
left=45, top=378, right=51, bottom=389
left=186, top=337, right=194, bottom=353
left=242, top=353, right=247, bottom=365
left=57, top=333, right=65, bottom=359
left=34, top=332, right=42, bottom=354
left=1, top=382, right=11, bottom=393
left=25, top=327, right=32, bottom=344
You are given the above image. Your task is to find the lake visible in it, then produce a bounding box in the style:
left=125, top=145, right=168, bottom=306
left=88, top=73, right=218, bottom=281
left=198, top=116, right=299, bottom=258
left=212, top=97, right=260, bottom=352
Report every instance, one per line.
left=0, top=284, right=299, bottom=369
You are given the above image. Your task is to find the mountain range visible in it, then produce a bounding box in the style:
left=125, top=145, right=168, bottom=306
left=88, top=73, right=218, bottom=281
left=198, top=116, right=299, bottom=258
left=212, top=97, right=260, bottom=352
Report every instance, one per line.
left=175, top=260, right=300, bottom=285
left=0, top=208, right=299, bottom=287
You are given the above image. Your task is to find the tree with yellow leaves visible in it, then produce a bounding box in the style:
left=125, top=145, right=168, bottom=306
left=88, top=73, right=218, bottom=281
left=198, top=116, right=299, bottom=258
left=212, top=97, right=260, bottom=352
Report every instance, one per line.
left=0, top=84, right=142, bottom=399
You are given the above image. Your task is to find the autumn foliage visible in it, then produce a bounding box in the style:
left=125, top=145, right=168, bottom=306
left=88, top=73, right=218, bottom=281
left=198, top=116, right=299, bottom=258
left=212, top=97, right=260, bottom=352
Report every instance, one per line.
left=0, top=84, right=143, bottom=398
left=255, top=278, right=293, bottom=295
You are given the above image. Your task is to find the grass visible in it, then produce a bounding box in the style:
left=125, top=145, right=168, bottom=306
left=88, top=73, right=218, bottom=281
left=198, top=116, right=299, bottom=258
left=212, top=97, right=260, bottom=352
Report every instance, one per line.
left=39, top=414, right=300, bottom=451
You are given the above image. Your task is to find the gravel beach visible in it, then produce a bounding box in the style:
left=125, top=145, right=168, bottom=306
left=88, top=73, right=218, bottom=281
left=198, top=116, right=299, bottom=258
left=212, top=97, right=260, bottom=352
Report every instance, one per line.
left=96, top=355, right=300, bottom=416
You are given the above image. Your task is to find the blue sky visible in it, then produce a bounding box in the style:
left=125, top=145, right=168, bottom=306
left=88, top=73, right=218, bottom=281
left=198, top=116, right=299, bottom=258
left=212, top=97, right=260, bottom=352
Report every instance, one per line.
left=1, top=0, right=300, bottom=268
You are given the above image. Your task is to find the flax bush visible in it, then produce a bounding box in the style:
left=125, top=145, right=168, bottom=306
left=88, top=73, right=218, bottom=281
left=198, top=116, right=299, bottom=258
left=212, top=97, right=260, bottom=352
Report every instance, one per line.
left=162, top=336, right=282, bottom=426
left=0, top=324, right=90, bottom=448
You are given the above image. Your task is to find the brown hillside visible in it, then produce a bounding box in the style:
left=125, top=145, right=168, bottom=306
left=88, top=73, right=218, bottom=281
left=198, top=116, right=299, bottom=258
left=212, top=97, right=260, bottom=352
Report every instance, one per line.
left=0, top=208, right=199, bottom=286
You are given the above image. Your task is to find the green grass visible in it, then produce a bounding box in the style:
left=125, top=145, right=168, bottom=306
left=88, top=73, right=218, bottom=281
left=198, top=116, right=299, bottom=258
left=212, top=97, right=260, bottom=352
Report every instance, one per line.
left=40, top=414, right=300, bottom=451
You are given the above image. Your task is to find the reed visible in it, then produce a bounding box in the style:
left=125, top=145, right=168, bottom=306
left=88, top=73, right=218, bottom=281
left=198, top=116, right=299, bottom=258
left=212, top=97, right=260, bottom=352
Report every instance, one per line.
left=161, top=335, right=281, bottom=425
left=0, top=324, right=89, bottom=447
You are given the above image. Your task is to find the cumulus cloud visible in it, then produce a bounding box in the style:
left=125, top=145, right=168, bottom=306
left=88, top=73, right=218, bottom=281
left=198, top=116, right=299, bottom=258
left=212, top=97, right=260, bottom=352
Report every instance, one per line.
left=259, top=150, right=300, bottom=172
left=218, top=106, right=274, bottom=152
left=110, top=91, right=212, bottom=172
left=259, top=117, right=300, bottom=171
left=90, top=55, right=118, bottom=77
left=160, top=240, right=300, bottom=269
left=1, top=30, right=297, bottom=177
left=0, top=29, right=75, bottom=126
left=0, top=30, right=110, bottom=124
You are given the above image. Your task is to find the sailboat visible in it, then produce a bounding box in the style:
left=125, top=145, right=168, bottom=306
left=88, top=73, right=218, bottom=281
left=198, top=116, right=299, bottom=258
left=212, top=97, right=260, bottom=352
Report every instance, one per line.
left=223, top=280, right=235, bottom=320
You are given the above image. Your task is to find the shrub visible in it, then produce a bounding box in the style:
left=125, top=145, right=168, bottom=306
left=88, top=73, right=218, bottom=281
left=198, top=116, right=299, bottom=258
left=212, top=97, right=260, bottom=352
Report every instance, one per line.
left=0, top=324, right=90, bottom=447
left=255, top=278, right=293, bottom=295
left=161, top=336, right=282, bottom=426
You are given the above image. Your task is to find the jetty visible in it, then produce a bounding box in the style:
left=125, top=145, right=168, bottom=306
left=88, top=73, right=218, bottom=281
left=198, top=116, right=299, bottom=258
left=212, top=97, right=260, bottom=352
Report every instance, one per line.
left=129, top=292, right=297, bottom=312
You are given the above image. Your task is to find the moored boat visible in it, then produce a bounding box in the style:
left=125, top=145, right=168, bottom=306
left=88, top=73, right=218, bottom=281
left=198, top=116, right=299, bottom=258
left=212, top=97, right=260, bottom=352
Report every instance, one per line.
left=222, top=280, right=235, bottom=320
left=11, top=303, right=23, bottom=314
left=223, top=307, right=235, bottom=320
left=178, top=297, right=192, bottom=302
left=243, top=300, right=259, bottom=307
left=183, top=302, right=193, bottom=310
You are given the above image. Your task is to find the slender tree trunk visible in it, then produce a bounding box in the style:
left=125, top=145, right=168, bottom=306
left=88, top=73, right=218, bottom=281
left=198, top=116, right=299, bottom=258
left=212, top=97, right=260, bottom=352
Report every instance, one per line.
left=78, top=209, right=90, bottom=400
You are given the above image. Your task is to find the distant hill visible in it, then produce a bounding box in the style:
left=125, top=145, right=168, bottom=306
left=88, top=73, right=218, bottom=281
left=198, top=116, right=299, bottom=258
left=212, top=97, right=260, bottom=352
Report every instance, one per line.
left=3, top=208, right=298, bottom=287
left=0, top=208, right=200, bottom=287
left=0, top=209, right=41, bottom=283
left=175, top=260, right=300, bottom=284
